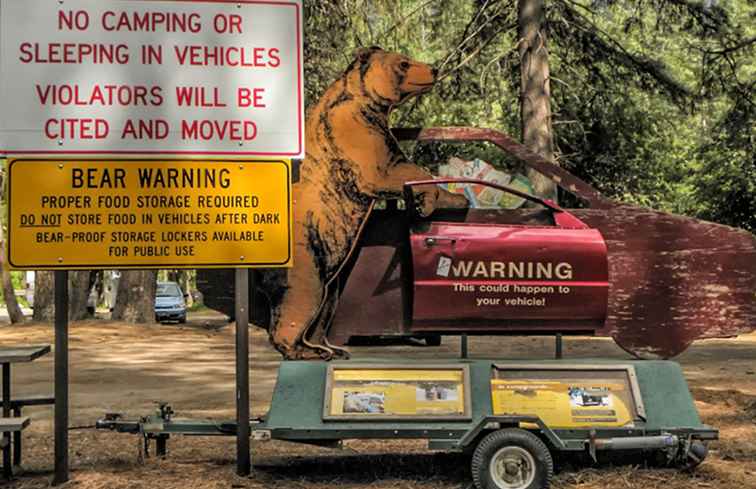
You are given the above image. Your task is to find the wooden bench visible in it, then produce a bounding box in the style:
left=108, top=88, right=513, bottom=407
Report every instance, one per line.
left=0, top=417, right=30, bottom=432
left=1, top=395, right=54, bottom=467
left=1, top=417, right=30, bottom=478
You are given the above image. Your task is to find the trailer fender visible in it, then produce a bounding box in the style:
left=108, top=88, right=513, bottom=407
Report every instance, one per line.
left=456, top=416, right=566, bottom=452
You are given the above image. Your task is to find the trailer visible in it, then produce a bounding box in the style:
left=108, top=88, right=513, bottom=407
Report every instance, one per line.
left=97, top=358, right=715, bottom=489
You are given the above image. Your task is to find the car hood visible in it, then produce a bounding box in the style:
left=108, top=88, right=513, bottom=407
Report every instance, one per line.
left=156, top=296, right=184, bottom=307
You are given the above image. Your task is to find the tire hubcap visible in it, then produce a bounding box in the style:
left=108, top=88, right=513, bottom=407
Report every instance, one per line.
left=489, top=446, right=536, bottom=489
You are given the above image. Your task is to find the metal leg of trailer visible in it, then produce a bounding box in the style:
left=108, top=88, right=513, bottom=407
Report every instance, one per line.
left=156, top=435, right=168, bottom=458
left=460, top=334, right=469, bottom=359
left=555, top=333, right=563, bottom=359
left=235, top=269, right=251, bottom=476
left=53, top=271, right=69, bottom=486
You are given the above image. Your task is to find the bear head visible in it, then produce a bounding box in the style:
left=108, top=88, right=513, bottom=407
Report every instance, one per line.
left=348, top=47, right=437, bottom=107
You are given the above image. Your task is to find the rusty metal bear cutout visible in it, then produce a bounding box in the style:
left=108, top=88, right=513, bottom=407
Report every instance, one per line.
left=267, top=47, right=468, bottom=360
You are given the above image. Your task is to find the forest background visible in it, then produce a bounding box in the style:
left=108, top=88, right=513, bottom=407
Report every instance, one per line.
left=303, top=0, right=753, bottom=231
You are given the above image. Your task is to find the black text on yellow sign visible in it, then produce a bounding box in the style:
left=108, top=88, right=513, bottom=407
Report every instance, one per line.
left=7, top=159, right=292, bottom=270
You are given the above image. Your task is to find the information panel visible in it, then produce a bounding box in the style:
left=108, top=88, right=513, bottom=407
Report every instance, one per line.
left=323, top=365, right=472, bottom=421
left=7, top=159, right=292, bottom=269
left=0, top=0, right=304, bottom=157
left=491, top=365, right=642, bottom=428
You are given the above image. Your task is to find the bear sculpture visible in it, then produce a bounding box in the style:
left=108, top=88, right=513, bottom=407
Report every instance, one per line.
left=267, top=47, right=469, bottom=360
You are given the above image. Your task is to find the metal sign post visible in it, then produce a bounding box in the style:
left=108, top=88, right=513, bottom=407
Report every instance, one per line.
left=234, top=270, right=251, bottom=475
left=53, top=271, right=69, bottom=485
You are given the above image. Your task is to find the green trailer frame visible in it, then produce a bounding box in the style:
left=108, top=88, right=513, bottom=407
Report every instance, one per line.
left=258, top=359, right=715, bottom=450
left=98, top=358, right=715, bottom=453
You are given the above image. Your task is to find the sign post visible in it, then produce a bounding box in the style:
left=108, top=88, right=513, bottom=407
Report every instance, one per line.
left=235, top=269, right=251, bottom=475
left=1, top=0, right=303, bottom=480
left=53, top=271, right=69, bottom=485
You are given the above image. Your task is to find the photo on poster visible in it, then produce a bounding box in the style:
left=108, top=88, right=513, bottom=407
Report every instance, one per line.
left=415, top=381, right=460, bottom=402
left=568, top=386, right=612, bottom=407
left=343, top=391, right=385, bottom=414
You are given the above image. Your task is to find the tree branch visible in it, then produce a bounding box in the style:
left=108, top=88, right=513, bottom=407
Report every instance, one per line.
left=550, top=0, right=693, bottom=103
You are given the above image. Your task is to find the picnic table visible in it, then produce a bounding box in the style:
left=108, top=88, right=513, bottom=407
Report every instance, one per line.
left=0, top=344, right=52, bottom=478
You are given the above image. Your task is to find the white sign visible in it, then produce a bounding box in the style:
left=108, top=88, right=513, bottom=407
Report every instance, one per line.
left=0, top=0, right=304, bottom=158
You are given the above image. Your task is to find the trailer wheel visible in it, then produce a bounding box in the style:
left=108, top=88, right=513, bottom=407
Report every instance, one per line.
left=683, top=441, right=708, bottom=469
left=471, top=428, right=553, bottom=489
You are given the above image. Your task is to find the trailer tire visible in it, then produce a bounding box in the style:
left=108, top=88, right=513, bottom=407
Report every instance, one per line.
left=471, top=428, right=553, bottom=489
left=683, top=441, right=708, bottom=469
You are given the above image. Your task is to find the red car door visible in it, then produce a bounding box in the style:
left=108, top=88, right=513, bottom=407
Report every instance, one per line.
left=406, top=179, right=609, bottom=334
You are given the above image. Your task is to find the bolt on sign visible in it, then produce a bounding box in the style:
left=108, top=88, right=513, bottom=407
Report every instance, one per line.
left=0, top=0, right=304, bottom=158
left=6, top=160, right=293, bottom=269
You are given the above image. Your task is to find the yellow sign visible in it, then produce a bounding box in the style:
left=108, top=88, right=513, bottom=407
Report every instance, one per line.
left=7, top=159, right=292, bottom=269
left=326, top=368, right=468, bottom=419
left=491, top=379, right=635, bottom=428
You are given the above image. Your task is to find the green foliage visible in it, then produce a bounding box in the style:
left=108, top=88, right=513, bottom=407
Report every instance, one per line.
left=303, top=0, right=755, bottom=232
left=303, top=0, right=353, bottom=107
left=10, top=271, right=22, bottom=289
left=694, top=101, right=756, bottom=231
left=0, top=272, right=28, bottom=307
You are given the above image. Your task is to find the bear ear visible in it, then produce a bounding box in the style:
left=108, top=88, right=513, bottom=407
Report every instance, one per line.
left=354, top=46, right=383, bottom=62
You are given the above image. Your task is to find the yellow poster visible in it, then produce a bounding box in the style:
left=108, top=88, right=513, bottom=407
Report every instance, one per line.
left=491, top=379, right=635, bottom=428
left=7, top=159, right=292, bottom=269
left=327, top=368, right=467, bottom=418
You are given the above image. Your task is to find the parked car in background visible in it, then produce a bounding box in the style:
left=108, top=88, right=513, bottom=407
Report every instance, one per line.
left=155, top=281, right=187, bottom=324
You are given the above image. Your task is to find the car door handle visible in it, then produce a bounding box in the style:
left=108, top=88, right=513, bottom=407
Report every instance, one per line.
left=424, top=236, right=456, bottom=247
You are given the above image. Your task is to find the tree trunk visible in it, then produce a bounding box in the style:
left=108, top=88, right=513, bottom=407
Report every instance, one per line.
left=518, top=0, right=557, bottom=201
left=68, top=271, right=91, bottom=320
left=179, top=270, right=194, bottom=308
left=1, top=264, right=24, bottom=324
left=31, top=270, right=92, bottom=321
left=112, top=270, right=157, bottom=323
left=0, top=171, right=24, bottom=324
left=93, top=271, right=105, bottom=309
left=32, top=271, right=55, bottom=321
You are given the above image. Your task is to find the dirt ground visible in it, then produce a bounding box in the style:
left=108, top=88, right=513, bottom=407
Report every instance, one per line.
left=1, top=312, right=754, bottom=489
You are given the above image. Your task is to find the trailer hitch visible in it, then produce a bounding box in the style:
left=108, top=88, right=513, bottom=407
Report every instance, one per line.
left=96, top=403, right=263, bottom=461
